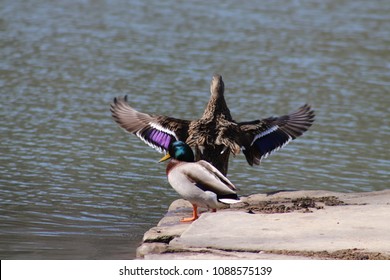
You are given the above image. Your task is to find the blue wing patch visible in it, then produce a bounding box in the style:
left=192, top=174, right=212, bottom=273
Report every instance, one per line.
left=252, top=126, right=292, bottom=160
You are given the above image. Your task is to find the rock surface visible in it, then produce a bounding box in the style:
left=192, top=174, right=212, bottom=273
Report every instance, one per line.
left=136, top=190, right=390, bottom=260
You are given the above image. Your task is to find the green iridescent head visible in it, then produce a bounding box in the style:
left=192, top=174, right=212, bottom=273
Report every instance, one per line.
left=159, top=141, right=194, bottom=163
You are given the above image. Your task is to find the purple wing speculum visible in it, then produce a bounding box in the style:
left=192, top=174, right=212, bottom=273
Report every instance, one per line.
left=135, top=122, right=178, bottom=153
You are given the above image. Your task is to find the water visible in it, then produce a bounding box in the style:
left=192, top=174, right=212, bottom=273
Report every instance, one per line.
left=1, top=0, right=389, bottom=259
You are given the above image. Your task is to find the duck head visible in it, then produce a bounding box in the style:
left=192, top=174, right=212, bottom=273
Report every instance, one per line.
left=159, top=141, right=195, bottom=162
left=210, top=74, right=224, bottom=97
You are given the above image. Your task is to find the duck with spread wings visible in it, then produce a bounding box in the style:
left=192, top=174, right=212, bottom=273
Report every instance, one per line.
left=110, top=74, right=315, bottom=176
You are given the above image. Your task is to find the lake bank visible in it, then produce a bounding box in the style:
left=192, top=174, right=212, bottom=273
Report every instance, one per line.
left=136, top=190, right=390, bottom=260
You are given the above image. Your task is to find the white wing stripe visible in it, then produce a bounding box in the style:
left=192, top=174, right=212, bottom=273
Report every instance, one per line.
left=250, top=125, right=279, bottom=146
left=149, top=122, right=178, bottom=139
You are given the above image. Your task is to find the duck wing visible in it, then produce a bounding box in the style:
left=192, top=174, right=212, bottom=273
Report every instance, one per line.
left=182, top=160, right=237, bottom=195
left=239, top=104, right=315, bottom=165
left=111, top=96, right=191, bottom=153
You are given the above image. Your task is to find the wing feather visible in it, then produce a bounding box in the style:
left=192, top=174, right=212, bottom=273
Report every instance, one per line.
left=239, top=104, right=315, bottom=165
left=111, top=95, right=191, bottom=153
left=180, top=161, right=237, bottom=195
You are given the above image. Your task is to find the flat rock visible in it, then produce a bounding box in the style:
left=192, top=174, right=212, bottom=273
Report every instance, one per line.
left=137, top=190, right=390, bottom=260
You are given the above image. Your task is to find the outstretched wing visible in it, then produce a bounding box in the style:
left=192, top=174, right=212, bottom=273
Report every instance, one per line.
left=110, top=95, right=191, bottom=153
left=239, top=104, right=315, bottom=165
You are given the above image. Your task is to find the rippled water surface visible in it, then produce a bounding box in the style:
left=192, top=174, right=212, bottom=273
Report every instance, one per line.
left=1, top=0, right=389, bottom=259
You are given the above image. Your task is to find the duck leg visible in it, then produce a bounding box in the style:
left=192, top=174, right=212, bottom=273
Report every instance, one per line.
left=181, top=204, right=199, bottom=222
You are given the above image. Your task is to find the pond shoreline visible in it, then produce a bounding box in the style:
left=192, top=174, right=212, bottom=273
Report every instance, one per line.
left=136, top=190, right=390, bottom=260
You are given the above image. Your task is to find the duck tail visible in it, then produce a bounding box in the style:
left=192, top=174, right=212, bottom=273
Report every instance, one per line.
left=218, top=193, right=240, bottom=204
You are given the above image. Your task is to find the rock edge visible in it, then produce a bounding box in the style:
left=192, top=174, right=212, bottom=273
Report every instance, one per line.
left=137, top=190, right=390, bottom=260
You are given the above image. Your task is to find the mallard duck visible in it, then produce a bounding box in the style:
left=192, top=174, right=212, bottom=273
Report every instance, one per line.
left=159, top=141, right=240, bottom=222
left=111, top=74, right=315, bottom=175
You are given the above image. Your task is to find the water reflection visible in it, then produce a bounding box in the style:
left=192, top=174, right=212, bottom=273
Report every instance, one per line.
left=0, top=0, right=389, bottom=259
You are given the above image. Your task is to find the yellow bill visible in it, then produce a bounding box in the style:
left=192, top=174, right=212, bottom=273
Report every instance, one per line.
left=159, top=153, right=171, bottom=162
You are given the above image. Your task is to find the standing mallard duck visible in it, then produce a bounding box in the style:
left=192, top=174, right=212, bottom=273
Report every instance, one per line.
left=111, top=74, right=315, bottom=175
left=159, top=141, right=240, bottom=222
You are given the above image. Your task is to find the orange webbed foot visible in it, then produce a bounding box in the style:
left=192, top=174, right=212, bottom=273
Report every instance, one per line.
left=180, top=216, right=198, bottom=222
left=180, top=204, right=198, bottom=223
